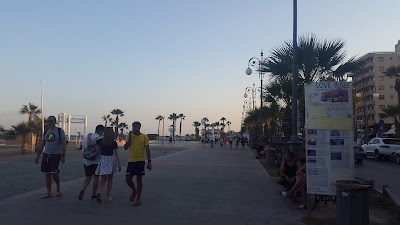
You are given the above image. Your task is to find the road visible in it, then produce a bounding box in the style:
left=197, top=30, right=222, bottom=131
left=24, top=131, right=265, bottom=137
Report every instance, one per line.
left=0, top=141, right=195, bottom=201
left=355, top=157, right=400, bottom=196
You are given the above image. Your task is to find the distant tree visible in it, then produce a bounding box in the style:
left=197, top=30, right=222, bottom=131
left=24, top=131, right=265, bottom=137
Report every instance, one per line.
left=155, top=115, right=164, bottom=140
left=192, top=121, right=201, bottom=139
left=168, top=113, right=179, bottom=143
left=380, top=105, right=400, bottom=134
left=111, top=109, right=124, bottom=137
left=101, top=114, right=112, bottom=127
left=383, top=66, right=400, bottom=107
left=118, top=122, right=128, bottom=139
left=220, top=117, right=226, bottom=131
left=178, top=114, right=185, bottom=140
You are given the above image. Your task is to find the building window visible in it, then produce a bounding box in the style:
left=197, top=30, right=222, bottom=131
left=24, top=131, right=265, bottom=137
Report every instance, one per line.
left=379, top=95, right=385, bottom=100
left=379, top=85, right=384, bottom=90
left=378, top=66, right=384, bottom=71
left=378, top=76, right=384, bottom=81
left=379, top=105, right=385, bottom=109
left=390, top=57, right=393, bottom=60
left=391, top=95, right=394, bottom=98
left=378, top=57, right=384, bottom=62
left=391, top=86, right=393, bottom=89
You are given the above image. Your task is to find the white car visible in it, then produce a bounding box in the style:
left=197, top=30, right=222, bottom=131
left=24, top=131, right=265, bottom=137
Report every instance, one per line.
left=395, top=150, right=400, bottom=164
left=361, top=138, right=400, bottom=160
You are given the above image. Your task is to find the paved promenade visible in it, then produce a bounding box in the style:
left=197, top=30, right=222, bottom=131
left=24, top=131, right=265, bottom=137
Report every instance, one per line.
left=0, top=145, right=301, bottom=225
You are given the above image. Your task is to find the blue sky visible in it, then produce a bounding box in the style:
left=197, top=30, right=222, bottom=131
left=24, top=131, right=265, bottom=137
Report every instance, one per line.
left=1, top=0, right=399, bottom=135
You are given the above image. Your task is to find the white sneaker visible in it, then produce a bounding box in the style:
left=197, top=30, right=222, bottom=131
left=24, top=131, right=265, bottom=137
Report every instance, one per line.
left=281, top=192, right=287, bottom=197
left=105, top=197, right=112, bottom=202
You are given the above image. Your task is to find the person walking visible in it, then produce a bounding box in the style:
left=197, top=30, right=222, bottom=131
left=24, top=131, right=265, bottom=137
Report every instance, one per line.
left=124, top=121, right=152, bottom=206
left=228, top=135, right=234, bottom=149
left=78, top=125, right=105, bottom=200
left=35, top=116, right=67, bottom=199
left=209, top=134, right=215, bottom=148
left=95, top=127, right=121, bottom=202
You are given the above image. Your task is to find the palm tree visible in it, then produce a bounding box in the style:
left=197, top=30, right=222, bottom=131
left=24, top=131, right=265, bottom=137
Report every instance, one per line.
left=193, top=121, right=201, bottom=139
left=19, top=103, right=41, bottom=154
left=110, top=109, right=124, bottom=137
left=220, top=117, right=226, bottom=131
left=178, top=114, right=185, bottom=140
left=265, top=34, right=362, bottom=136
left=383, top=66, right=400, bottom=107
left=20, top=103, right=41, bottom=122
left=101, top=114, right=112, bottom=127
left=168, top=113, right=179, bottom=143
left=214, top=122, right=220, bottom=130
left=118, top=122, right=128, bottom=139
left=155, top=115, right=164, bottom=140
left=379, top=105, right=400, bottom=135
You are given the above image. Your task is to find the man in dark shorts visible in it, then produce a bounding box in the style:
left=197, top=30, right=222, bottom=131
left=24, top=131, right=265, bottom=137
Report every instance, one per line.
left=124, top=121, right=152, bottom=206
left=35, top=116, right=67, bottom=198
left=78, top=125, right=105, bottom=200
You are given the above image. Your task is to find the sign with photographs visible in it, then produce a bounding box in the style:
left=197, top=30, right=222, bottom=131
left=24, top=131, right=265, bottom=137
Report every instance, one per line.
left=304, top=82, right=354, bottom=195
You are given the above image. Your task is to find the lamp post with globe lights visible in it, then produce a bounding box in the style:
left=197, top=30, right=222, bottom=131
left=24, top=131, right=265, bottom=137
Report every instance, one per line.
left=244, top=83, right=261, bottom=111
left=245, top=50, right=266, bottom=143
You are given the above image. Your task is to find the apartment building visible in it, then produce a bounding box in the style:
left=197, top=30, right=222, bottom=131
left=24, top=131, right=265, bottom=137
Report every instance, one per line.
left=352, top=40, right=400, bottom=136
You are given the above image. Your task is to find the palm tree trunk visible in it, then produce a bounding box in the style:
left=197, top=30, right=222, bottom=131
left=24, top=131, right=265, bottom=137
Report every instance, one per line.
left=21, top=134, right=30, bottom=154
left=157, top=120, right=161, bottom=140
left=179, top=120, right=182, bottom=140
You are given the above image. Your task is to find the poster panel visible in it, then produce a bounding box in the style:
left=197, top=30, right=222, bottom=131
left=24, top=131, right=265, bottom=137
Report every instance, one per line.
left=305, top=82, right=354, bottom=195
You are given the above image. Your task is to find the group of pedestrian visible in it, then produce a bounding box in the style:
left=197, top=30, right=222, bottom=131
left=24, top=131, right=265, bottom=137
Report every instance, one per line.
left=35, top=116, right=151, bottom=206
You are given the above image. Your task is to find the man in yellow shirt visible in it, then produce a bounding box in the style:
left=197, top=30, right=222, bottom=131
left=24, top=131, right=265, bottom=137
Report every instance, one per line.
left=124, top=121, right=152, bottom=206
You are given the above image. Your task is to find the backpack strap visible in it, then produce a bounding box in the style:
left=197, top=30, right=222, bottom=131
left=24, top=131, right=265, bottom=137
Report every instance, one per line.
left=58, top=128, right=62, bottom=144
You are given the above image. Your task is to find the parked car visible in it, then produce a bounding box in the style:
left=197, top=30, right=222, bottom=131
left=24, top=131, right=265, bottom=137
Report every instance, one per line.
left=185, top=136, right=192, bottom=141
left=354, top=145, right=366, bottom=163
left=394, top=150, right=400, bottom=164
left=361, top=138, right=400, bottom=160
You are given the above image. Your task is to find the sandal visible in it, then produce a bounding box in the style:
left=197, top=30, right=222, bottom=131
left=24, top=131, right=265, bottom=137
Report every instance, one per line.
left=297, top=204, right=307, bottom=210
left=78, top=190, right=85, bottom=200
left=133, top=201, right=142, bottom=206
left=41, top=194, right=52, bottom=199
left=129, top=192, right=136, bottom=202
left=56, top=192, right=62, bottom=197
left=96, top=193, right=102, bottom=203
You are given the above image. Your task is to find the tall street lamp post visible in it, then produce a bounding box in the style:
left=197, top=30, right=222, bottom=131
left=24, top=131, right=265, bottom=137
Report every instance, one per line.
left=288, top=0, right=302, bottom=158
left=244, top=83, right=261, bottom=111
left=246, top=50, right=266, bottom=143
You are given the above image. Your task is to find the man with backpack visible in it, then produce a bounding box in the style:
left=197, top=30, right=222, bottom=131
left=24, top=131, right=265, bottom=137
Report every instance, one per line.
left=78, top=125, right=105, bottom=200
left=35, top=116, right=67, bottom=199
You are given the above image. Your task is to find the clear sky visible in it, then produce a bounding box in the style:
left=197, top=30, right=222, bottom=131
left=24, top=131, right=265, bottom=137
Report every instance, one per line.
left=1, top=0, right=399, bottom=136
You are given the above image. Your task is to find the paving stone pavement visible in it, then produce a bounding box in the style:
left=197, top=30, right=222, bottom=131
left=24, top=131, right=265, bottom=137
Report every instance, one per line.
left=0, top=144, right=302, bottom=225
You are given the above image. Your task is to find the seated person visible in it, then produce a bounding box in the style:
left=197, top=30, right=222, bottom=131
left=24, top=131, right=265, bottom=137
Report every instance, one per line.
left=281, top=162, right=307, bottom=209
left=255, top=143, right=265, bottom=159
left=278, top=151, right=301, bottom=190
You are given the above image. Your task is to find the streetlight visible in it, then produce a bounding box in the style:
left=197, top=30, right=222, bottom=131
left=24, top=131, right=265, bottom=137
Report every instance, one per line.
left=246, top=50, right=266, bottom=143
left=288, top=0, right=302, bottom=159
left=244, top=83, right=261, bottom=111
left=356, top=89, right=379, bottom=143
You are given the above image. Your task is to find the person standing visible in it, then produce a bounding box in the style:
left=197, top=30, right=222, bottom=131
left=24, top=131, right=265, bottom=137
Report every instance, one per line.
left=78, top=125, right=105, bottom=200
left=124, top=121, right=152, bottom=206
left=35, top=116, right=66, bottom=199
left=95, top=127, right=121, bottom=202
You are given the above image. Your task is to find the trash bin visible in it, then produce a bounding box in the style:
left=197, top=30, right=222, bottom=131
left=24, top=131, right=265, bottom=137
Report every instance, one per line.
left=335, top=180, right=371, bottom=225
